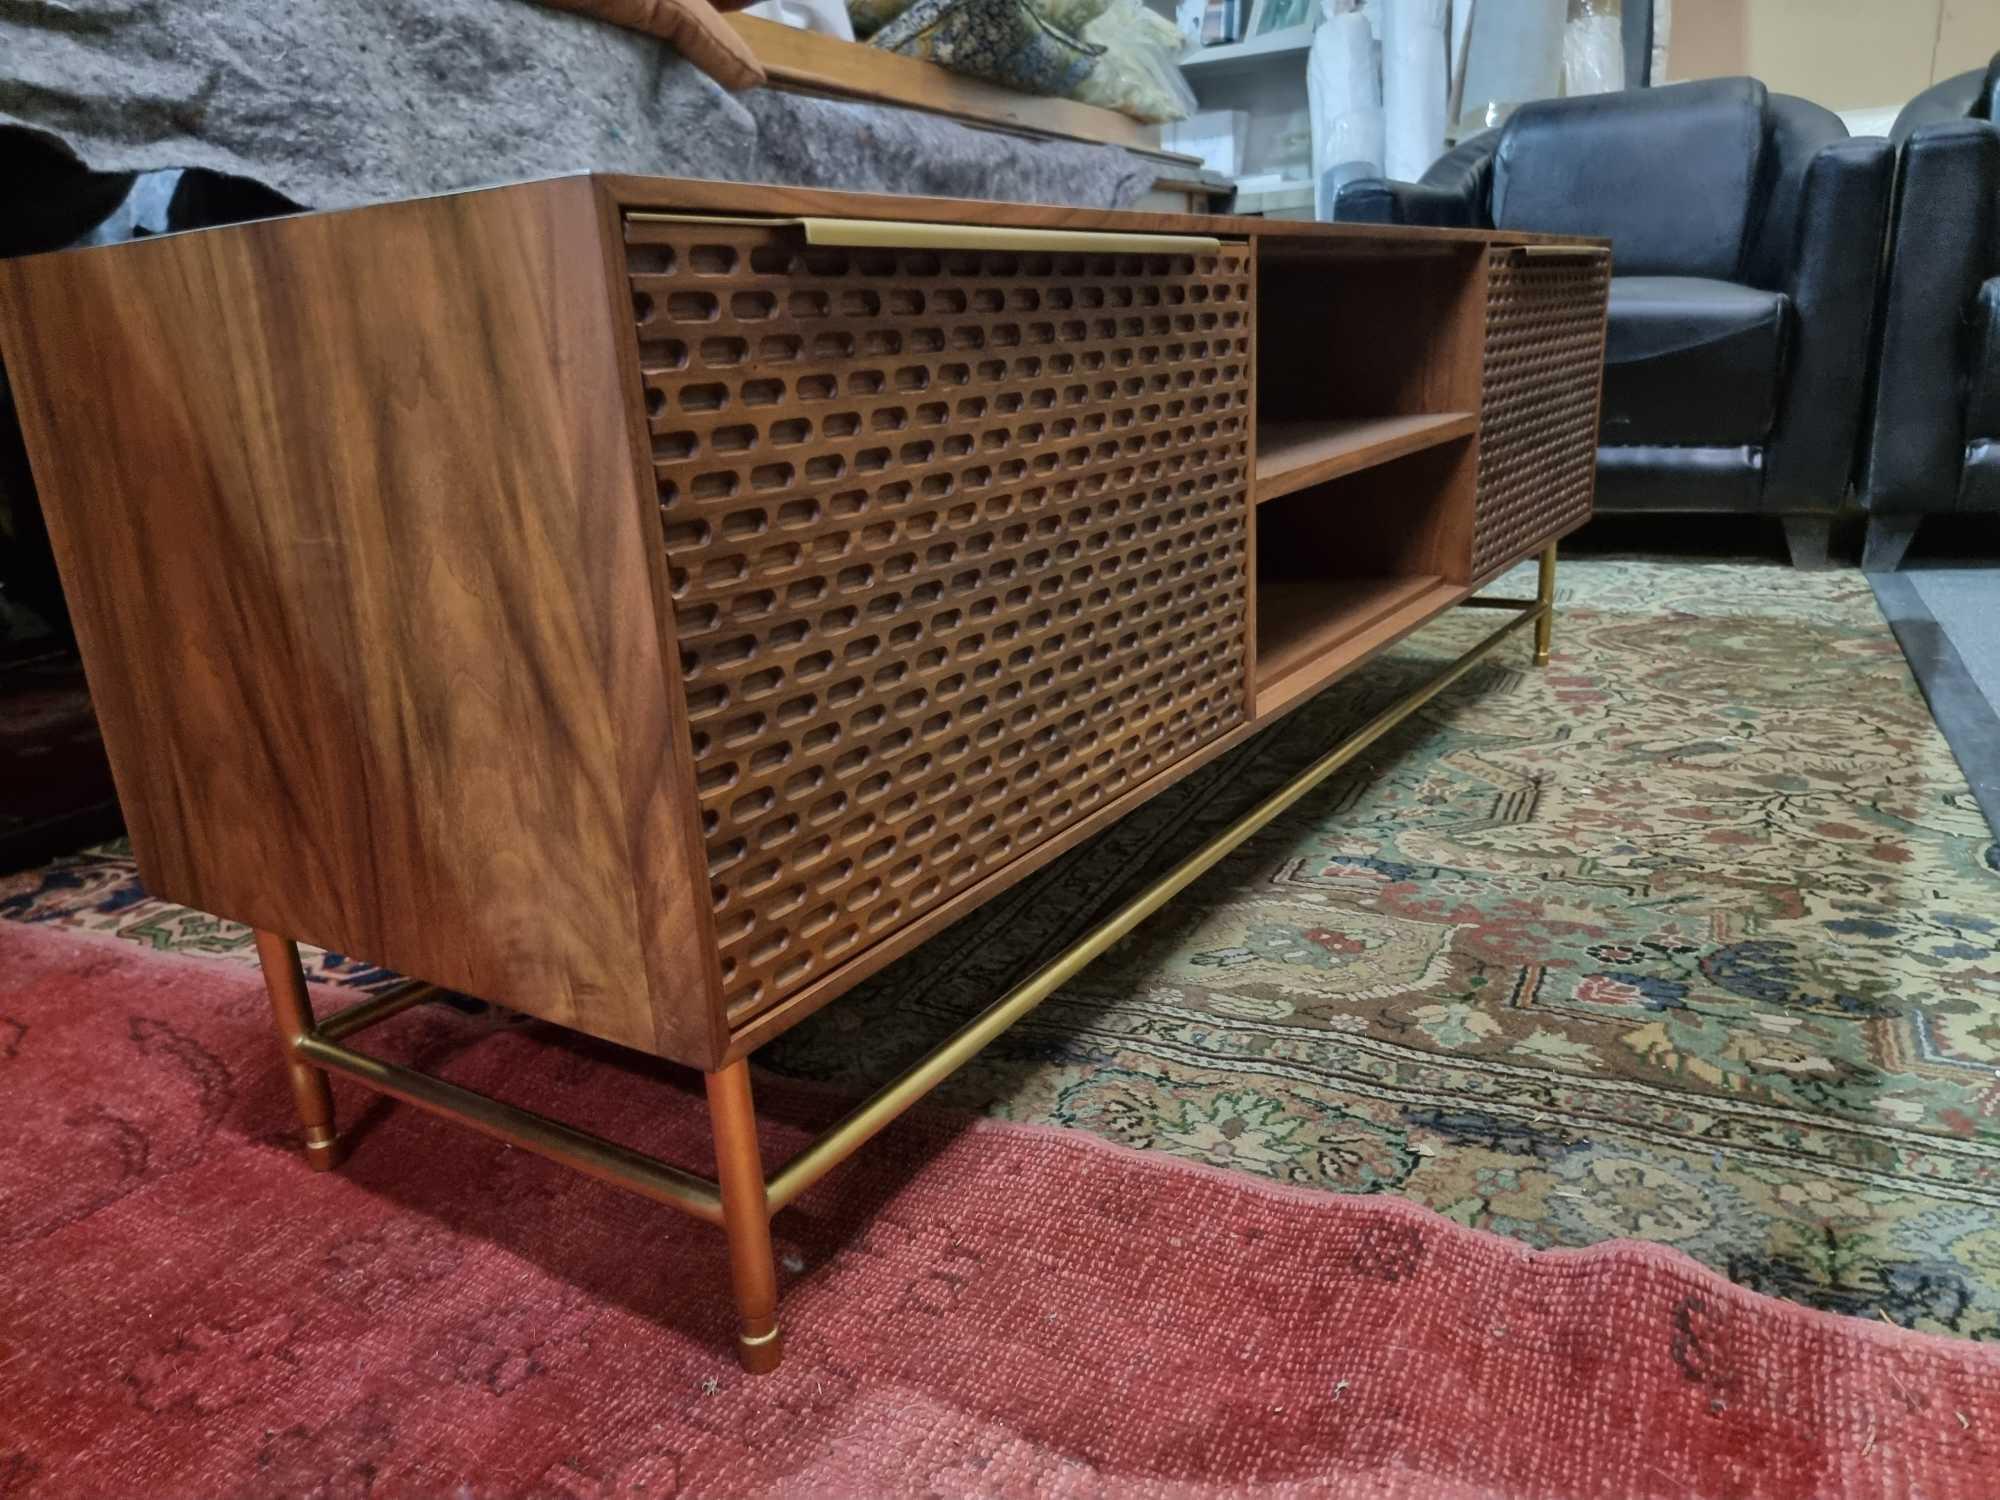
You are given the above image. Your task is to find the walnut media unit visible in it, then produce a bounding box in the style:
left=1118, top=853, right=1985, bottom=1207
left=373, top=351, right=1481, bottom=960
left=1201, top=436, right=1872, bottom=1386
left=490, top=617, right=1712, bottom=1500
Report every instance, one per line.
left=0, top=176, right=1609, bottom=1371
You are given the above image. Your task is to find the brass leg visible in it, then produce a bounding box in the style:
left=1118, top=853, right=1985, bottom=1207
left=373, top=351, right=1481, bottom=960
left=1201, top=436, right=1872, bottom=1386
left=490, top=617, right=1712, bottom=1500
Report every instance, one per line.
left=706, top=1061, right=783, bottom=1374
left=254, top=930, right=342, bottom=1170
left=1534, top=541, right=1557, bottom=667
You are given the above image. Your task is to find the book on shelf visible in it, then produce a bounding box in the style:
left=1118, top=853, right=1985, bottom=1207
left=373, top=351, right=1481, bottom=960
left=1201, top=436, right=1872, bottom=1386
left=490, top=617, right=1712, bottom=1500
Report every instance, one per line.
left=1199, top=0, right=1249, bottom=47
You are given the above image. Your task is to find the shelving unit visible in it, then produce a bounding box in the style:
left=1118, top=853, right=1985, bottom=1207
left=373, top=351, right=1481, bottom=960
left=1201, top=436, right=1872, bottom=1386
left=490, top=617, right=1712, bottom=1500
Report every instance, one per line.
left=1244, top=238, right=1496, bottom=719
left=0, top=169, right=1612, bottom=1376
left=1174, top=21, right=1314, bottom=204
left=1179, top=25, right=1314, bottom=80
left=1256, top=412, right=1477, bottom=504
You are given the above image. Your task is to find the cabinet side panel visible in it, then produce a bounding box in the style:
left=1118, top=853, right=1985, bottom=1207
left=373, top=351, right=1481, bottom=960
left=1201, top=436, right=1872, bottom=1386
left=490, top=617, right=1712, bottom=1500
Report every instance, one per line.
left=0, top=179, right=721, bottom=1064
left=1471, top=249, right=1612, bottom=577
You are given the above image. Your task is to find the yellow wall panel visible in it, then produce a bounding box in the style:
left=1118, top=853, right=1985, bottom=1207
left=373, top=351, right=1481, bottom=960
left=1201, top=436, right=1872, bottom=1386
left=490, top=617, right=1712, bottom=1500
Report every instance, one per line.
left=1934, top=1, right=2000, bottom=84
left=1666, top=0, right=1997, bottom=111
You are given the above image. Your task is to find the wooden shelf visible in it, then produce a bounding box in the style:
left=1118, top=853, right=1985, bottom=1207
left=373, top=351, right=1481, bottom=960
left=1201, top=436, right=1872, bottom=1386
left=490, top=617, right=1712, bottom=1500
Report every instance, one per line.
left=1254, top=575, right=1461, bottom=719
left=1180, top=26, right=1315, bottom=77
left=1255, top=412, right=1477, bottom=505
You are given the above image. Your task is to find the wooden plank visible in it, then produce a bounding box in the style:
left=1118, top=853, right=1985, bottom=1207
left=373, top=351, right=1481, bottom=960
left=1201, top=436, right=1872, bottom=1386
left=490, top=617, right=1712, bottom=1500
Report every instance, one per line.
left=0, top=179, right=728, bottom=1067
left=727, top=14, right=1152, bottom=151
left=1256, top=577, right=1441, bottom=687
left=1256, top=412, right=1478, bottom=504
left=1254, top=578, right=1465, bottom=720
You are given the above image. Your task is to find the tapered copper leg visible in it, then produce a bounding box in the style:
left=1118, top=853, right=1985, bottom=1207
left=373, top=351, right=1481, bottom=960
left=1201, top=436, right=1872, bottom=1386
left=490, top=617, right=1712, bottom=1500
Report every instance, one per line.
left=255, top=930, right=342, bottom=1170
left=1534, top=541, right=1557, bottom=667
left=706, top=1060, right=782, bottom=1374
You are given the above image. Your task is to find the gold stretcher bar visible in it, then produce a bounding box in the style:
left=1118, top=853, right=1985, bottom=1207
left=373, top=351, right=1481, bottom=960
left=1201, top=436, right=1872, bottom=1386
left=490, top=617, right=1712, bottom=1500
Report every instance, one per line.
left=277, top=553, right=1557, bottom=1367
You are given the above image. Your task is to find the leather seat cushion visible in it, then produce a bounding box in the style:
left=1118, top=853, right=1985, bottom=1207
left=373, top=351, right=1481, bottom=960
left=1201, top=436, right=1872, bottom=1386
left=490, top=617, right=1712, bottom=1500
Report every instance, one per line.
left=1600, top=276, right=1789, bottom=448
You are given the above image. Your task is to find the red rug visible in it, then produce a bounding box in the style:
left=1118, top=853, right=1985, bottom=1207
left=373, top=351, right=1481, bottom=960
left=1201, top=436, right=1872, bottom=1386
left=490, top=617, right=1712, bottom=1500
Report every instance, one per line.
left=3, top=922, right=1998, bottom=1499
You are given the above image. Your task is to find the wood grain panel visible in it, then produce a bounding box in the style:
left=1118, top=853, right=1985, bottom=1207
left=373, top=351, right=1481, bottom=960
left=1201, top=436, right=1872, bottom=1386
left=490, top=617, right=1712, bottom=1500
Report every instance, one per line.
left=0, top=178, right=725, bottom=1065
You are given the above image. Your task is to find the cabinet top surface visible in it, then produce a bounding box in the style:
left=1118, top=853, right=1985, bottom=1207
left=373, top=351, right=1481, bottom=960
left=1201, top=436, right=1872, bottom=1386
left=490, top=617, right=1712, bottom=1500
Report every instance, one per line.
left=6, top=172, right=1609, bottom=267
left=604, top=174, right=1606, bottom=249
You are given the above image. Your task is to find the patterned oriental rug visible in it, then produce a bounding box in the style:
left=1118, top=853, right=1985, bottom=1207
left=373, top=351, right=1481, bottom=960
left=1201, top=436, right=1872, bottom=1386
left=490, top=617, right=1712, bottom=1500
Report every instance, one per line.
left=5, top=560, right=1999, bottom=1342
left=4, top=922, right=2000, bottom=1499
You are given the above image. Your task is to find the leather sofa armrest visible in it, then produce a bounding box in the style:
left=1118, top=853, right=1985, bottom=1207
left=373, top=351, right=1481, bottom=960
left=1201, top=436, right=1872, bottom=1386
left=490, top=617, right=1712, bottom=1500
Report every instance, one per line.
left=1333, top=177, right=1483, bottom=228
left=1336, top=178, right=1480, bottom=228
left=1762, top=135, right=1895, bottom=513
left=1966, top=279, right=2000, bottom=439
left=1335, top=132, right=1497, bottom=227
left=1858, top=120, right=2000, bottom=515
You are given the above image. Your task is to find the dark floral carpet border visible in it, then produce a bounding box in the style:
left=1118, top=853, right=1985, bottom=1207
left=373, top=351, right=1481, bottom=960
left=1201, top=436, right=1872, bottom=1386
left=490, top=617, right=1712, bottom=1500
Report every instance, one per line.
left=6, top=559, right=1998, bottom=1339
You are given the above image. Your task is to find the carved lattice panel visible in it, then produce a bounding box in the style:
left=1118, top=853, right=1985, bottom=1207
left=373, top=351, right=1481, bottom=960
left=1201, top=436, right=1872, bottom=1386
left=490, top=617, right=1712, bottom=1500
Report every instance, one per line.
left=1473, top=249, right=1610, bottom=578
left=623, top=218, right=1253, bottom=1022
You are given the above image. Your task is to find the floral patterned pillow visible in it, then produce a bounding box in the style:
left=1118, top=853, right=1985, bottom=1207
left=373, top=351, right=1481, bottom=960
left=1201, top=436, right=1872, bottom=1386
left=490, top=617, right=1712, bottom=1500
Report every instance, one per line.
left=870, top=0, right=1102, bottom=98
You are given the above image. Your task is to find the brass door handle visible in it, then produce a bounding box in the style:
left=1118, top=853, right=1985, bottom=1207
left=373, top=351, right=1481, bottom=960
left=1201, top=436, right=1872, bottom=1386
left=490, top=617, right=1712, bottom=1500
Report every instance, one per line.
left=627, top=210, right=1226, bottom=256
left=1509, top=244, right=1611, bottom=262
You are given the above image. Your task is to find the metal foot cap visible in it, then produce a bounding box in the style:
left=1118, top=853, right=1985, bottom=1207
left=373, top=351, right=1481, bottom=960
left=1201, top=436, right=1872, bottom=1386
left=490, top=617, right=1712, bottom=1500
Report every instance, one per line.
left=735, top=1323, right=783, bottom=1375
left=303, top=1127, right=343, bottom=1172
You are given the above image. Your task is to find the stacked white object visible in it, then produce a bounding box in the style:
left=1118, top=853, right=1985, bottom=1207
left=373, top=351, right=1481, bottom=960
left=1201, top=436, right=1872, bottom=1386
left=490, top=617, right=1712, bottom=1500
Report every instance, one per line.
left=1162, top=109, right=1253, bottom=176
left=1458, top=0, right=1565, bottom=133
left=1562, top=0, right=1624, bottom=96
left=1307, top=5, right=1384, bottom=219
left=741, top=0, right=853, bottom=40
left=1381, top=0, right=1447, bottom=181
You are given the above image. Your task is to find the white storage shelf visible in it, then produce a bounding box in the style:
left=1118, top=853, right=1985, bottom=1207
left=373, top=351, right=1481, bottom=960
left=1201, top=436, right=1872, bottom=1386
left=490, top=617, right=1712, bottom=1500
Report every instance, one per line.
left=1178, top=23, right=1315, bottom=203
left=1179, top=24, right=1315, bottom=78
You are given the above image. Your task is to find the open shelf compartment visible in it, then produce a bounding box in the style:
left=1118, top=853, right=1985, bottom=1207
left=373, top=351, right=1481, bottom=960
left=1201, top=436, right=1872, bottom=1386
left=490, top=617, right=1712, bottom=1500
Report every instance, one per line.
left=1251, top=237, right=1486, bottom=509
left=1250, top=441, right=1475, bottom=720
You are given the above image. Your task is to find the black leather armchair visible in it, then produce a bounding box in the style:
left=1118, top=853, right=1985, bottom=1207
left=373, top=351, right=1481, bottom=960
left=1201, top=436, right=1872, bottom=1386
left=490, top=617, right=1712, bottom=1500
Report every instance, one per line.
left=1855, top=56, right=2000, bottom=570
left=1337, top=79, right=1896, bottom=567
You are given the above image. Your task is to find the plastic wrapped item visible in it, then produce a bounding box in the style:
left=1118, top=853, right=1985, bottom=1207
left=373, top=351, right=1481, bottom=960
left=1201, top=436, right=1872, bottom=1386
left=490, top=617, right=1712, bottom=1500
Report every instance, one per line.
left=1174, top=0, right=1205, bottom=49
left=1038, top=0, right=1113, bottom=35
left=1456, top=0, right=1563, bottom=138
left=1070, top=0, right=1198, bottom=123
left=1162, top=109, right=1251, bottom=176
left=746, top=0, right=856, bottom=41
left=1382, top=0, right=1446, bottom=181
left=1562, top=0, right=1623, bottom=96
left=1308, top=5, right=1384, bottom=219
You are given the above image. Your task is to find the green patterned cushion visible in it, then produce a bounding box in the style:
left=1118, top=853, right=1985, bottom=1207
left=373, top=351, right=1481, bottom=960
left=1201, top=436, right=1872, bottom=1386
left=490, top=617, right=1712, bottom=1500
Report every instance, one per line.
left=847, top=0, right=916, bottom=40
left=870, top=0, right=1101, bottom=98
